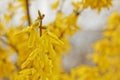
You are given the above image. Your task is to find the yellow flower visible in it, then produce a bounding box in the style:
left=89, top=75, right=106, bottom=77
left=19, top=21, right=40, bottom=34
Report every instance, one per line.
left=51, top=1, right=59, bottom=9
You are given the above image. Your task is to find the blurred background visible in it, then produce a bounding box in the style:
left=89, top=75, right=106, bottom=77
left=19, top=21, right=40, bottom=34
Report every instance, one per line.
left=0, top=0, right=120, bottom=72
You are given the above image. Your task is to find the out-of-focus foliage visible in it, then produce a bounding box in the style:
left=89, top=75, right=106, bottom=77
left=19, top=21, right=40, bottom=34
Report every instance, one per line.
left=0, top=47, right=15, bottom=78
left=0, top=0, right=115, bottom=80
left=51, top=0, right=112, bottom=12
left=70, top=12, right=120, bottom=80
left=72, top=0, right=112, bottom=12
left=51, top=0, right=59, bottom=9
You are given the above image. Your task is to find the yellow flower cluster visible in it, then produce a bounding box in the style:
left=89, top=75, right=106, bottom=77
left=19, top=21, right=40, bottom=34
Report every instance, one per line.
left=9, top=8, right=80, bottom=79
left=11, top=21, right=63, bottom=80
left=72, top=0, right=112, bottom=12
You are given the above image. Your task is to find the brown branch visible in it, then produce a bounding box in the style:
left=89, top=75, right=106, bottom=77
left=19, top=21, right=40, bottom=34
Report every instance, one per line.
left=25, top=0, right=31, bottom=26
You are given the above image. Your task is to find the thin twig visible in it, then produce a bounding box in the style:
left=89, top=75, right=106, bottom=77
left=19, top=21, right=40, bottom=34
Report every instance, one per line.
left=38, top=10, right=45, bottom=37
left=25, top=0, right=31, bottom=26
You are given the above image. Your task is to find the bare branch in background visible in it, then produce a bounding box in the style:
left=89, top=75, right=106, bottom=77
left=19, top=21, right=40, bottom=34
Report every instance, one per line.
left=25, top=0, right=31, bottom=26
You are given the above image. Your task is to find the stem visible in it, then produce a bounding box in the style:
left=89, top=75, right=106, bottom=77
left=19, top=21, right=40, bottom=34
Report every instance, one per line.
left=25, top=0, right=31, bottom=26
left=38, top=10, right=45, bottom=37
left=40, top=16, right=42, bottom=37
